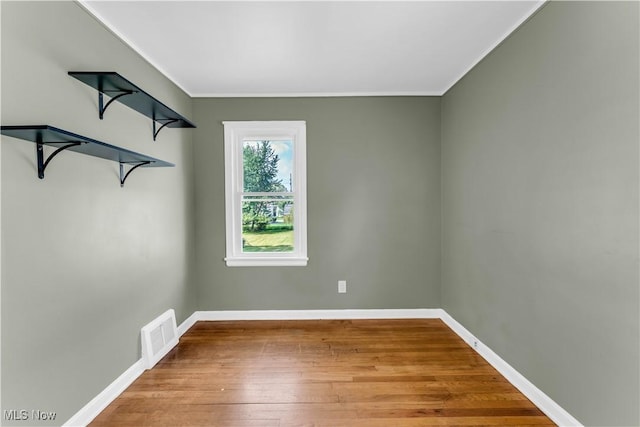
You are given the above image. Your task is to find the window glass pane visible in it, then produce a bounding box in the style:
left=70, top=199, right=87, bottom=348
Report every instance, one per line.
left=242, top=200, right=294, bottom=253
left=243, top=140, right=294, bottom=192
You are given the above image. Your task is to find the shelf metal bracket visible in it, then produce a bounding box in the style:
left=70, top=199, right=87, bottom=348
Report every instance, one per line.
left=99, top=90, right=136, bottom=120
left=152, top=118, right=179, bottom=141
left=36, top=141, right=85, bottom=179
left=119, top=161, right=152, bottom=187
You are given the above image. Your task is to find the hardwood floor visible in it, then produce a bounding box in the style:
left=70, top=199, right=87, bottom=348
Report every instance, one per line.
left=90, top=319, right=555, bottom=426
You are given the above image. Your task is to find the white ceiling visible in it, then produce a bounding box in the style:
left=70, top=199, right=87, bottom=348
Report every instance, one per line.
left=80, top=1, right=545, bottom=97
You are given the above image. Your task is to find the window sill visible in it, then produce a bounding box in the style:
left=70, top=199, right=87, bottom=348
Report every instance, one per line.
left=225, top=257, right=309, bottom=267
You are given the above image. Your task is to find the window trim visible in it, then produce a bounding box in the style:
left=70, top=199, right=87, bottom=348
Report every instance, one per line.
left=223, top=121, right=308, bottom=267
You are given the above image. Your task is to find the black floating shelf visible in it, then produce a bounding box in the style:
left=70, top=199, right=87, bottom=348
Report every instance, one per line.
left=68, top=71, right=196, bottom=141
left=0, top=125, right=174, bottom=187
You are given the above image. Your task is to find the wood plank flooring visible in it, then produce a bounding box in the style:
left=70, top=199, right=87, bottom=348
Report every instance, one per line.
left=90, top=319, right=555, bottom=426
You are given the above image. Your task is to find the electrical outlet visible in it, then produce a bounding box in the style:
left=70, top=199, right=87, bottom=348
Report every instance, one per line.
left=338, top=280, right=347, bottom=294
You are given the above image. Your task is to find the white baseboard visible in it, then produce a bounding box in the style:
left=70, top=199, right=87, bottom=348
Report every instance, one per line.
left=439, top=311, right=583, bottom=427
left=195, top=308, right=442, bottom=321
left=62, top=359, right=145, bottom=427
left=177, top=311, right=199, bottom=336
left=64, top=308, right=581, bottom=427
left=62, top=312, right=197, bottom=427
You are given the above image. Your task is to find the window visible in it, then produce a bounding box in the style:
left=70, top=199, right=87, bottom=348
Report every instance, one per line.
left=223, top=121, right=307, bottom=266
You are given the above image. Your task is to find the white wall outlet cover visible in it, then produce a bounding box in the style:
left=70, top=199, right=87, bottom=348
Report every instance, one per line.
left=338, top=280, right=347, bottom=293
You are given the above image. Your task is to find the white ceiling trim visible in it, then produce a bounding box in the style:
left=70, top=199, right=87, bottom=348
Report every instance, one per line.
left=76, top=0, right=193, bottom=96
left=191, top=91, right=443, bottom=98
left=440, top=0, right=547, bottom=95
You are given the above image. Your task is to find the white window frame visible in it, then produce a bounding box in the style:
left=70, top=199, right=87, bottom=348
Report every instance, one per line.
left=223, top=121, right=308, bottom=267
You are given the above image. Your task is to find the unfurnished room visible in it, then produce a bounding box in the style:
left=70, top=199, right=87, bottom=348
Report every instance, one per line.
left=0, top=1, right=638, bottom=426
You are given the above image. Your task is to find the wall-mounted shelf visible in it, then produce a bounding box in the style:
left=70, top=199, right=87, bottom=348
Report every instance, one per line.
left=68, top=71, right=196, bottom=141
left=0, top=125, right=174, bottom=187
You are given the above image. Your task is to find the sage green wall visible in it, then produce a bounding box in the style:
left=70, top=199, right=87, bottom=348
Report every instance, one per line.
left=193, top=97, right=441, bottom=310
left=441, top=2, right=639, bottom=426
left=1, top=2, right=196, bottom=425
